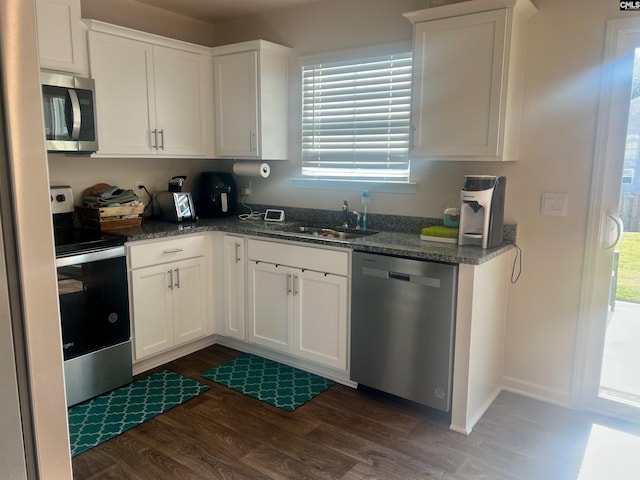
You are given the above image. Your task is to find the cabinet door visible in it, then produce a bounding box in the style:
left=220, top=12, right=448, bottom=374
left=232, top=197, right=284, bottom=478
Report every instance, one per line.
left=88, top=31, right=156, bottom=155
left=213, top=51, right=259, bottom=157
left=153, top=46, right=210, bottom=156
left=171, top=257, right=208, bottom=346
left=222, top=236, right=246, bottom=340
left=36, top=0, right=85, bottom=73
left=130, top=264, right=173, bottom=360
left=411, top=9, right=506, bottom=157
left=247, top=261, right=292, bottom=353
left=295, top=270, right=348, bottom=370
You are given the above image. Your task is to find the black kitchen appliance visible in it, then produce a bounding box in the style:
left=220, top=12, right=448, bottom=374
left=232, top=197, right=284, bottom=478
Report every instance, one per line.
left=193, top=171, right=237, bottom=218
left=51, top=186, right=132, bottom=406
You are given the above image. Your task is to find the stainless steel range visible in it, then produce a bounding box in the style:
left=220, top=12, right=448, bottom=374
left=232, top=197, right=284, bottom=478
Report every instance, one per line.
left=51, top=186, right=132, bottom=406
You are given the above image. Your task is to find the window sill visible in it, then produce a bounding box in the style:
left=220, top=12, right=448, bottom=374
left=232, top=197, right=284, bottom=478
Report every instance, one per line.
left=289, top=177, right=417, bottom=194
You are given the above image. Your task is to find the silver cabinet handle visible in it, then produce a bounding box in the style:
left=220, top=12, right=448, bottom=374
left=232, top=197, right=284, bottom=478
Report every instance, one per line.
left=168, top=269, right=173, bottom=290
left=67, top=89, right=81, bottom=140
left=287, top=273, right=292, bottom=295
left=174, top=268, right=180, bottom=288
left=151, top=129, right=158, bottom=149
left=162, top=248, right=183, bottom=254
left=293, top=274, right=299, bottom=296
left=234, top=242, right=241, bottom=263
left=159, top=129, right=165, bottom=150
left=249, top=131, right=256, bottom=152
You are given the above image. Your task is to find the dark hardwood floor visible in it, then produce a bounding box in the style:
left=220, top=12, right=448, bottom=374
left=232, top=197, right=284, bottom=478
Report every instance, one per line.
left=72, top=345, right=640, bottom=479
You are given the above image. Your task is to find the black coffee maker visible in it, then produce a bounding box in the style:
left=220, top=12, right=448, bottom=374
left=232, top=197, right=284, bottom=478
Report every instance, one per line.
left=193, top=172, right=237, bottom=218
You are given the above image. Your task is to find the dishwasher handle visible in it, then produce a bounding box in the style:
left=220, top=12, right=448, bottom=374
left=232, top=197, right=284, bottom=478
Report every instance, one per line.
left=360, top=266, right=441, bottom=288
left=388, top=271, right=410, bottom=281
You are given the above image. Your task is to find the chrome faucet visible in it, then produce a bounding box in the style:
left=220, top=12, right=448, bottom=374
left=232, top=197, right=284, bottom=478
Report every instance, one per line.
left=342, top=200, right=350, bottom=229
left=342, top=200, right=362, bottom=230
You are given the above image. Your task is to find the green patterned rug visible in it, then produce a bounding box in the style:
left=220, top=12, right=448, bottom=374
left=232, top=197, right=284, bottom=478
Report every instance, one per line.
left=68, top=370, right=209, bottom=456
left=201, top=353, right=334, bottom=411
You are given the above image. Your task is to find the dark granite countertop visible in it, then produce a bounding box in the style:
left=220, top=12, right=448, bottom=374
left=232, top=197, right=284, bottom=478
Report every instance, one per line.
left=114, top=214, right=514, bottom=265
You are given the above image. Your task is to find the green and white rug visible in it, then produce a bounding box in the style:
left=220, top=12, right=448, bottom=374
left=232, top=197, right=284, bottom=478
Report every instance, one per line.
left=201, top=353, right=334, bottom=411
left=68, top=370, right=209, bottom=456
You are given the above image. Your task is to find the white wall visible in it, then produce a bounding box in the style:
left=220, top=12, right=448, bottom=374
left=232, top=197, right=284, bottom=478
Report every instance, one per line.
left=80, top=0, right=216, bottom=45
left=70, top=0, right=639, bottom=407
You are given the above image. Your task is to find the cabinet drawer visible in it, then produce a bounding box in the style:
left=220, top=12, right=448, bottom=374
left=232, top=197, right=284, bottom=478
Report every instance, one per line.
left=247, top=239, right=348, bottom=276
left=128, top=234, right=207, bottom=269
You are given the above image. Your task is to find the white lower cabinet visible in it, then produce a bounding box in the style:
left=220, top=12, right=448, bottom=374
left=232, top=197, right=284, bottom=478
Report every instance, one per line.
left=247, top=261, right=293, bottom=352
left=295, top=269, right=348, bottom=370
left=246, top=239, right=349, bottom=371
left=221, top=235, right=246, bottom=340
left=128, top=235, right=211, bottom=360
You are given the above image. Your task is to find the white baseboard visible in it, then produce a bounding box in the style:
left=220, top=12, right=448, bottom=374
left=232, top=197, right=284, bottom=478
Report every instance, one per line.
left=132, top=336, right=217, bottom=376
left=501, top=376, right=572, bottom=408
left=214, top=335, right=356, bottom=387
left=450, top=386, right=501, bottom=435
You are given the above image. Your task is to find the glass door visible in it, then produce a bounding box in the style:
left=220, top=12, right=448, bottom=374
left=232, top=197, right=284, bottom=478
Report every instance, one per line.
left=598, top=46, right=640, bottom=410
left=581, top=18, right=640, bottom=423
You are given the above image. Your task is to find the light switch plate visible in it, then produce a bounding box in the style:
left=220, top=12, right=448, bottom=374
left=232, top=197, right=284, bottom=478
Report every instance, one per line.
left=541, top=192, right=568, bottom=216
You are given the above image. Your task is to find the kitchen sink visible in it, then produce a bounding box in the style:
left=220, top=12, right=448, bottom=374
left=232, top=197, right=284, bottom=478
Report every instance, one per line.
left=281, top=226, right=378, bottom=240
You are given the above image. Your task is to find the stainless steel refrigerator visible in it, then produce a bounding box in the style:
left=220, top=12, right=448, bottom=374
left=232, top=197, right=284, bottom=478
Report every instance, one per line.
left=1, top=1, right=73, bottom=478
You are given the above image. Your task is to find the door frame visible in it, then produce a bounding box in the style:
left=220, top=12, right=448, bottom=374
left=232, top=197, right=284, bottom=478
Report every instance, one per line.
left=574, top=17, right=640, bottom=422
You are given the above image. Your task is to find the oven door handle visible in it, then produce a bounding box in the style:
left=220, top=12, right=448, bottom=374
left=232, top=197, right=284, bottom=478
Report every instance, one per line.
left=55, top=246, right=125, bottom=267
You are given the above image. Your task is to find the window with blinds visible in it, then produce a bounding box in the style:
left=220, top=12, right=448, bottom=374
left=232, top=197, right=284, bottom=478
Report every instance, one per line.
left=301, top=52, right=413, bottom=182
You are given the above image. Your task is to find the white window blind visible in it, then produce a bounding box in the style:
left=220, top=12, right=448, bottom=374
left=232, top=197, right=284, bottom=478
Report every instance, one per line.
left=301, top=52, right=412, bottom=182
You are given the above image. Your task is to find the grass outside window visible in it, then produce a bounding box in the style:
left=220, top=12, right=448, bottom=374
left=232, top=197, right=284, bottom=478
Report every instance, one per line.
left=616, top=232, right=640, bottom=303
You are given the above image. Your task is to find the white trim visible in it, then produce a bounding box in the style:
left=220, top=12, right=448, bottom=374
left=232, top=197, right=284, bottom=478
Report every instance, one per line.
left=83, top=19, right=213, bottom=55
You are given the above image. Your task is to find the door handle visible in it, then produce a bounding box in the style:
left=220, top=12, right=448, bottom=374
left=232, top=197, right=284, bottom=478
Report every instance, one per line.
left=234, top=242, right=241, bottom=263
left=174, top=268, right=180, bottom=288
left=604, top=212, right=624, bottom=249
left=293, top=274, right=299, bottom=296
left=287, top=273, right=292, bottom=295
left=168, top=269, right=173, bottom=290
left=159, top=129, right=165, bottom=150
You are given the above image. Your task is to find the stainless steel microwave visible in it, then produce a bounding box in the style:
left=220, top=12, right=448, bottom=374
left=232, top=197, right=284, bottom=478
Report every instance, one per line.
left=41, top=72, right=98, bottom=153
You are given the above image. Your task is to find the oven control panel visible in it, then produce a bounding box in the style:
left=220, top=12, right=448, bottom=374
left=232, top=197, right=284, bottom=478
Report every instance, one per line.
left=50, top=186, right=74, bottom=214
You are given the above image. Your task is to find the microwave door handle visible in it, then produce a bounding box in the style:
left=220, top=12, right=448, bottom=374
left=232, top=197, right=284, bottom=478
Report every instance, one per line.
left=67, top=89, right=81, bottom=140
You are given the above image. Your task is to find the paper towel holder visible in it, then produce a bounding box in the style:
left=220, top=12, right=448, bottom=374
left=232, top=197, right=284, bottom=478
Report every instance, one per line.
left=232, top=160, right=271, bottom=178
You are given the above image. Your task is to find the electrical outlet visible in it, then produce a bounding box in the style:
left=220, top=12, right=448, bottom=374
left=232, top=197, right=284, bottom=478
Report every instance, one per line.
left=134, top=180, right=146, bottom=197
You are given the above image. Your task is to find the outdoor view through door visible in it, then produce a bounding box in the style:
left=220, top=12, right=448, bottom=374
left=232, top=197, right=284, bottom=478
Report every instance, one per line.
left=599, top=46, right=640, bottom=409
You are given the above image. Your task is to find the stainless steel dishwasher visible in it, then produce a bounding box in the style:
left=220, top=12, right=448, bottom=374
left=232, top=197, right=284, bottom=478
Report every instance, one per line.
left=351, top=252, right=457, bottom=412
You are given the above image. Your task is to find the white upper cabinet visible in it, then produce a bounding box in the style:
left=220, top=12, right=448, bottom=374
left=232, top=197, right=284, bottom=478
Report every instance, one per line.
left=212, top=40, right=291, bottom=160
left=36, top=0, right=87, bottom=74
left=404, top=0, right=536, bottom=161
left=86, top=21, right=214, bottom=158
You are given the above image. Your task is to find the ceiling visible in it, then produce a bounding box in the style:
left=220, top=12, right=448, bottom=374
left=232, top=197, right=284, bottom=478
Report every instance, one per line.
left=131, top=0, right=327, bottom=24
